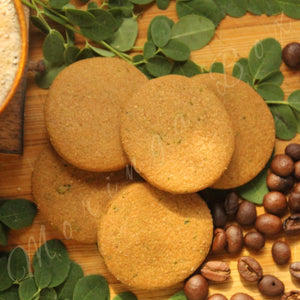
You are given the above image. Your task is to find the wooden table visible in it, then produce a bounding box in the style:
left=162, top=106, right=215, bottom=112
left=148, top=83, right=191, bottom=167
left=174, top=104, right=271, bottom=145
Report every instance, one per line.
left=1, top=2, right=300, bottom=299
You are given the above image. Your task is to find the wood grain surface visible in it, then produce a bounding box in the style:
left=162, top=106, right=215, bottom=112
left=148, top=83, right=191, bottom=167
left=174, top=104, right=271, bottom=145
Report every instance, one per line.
left=1, top=2, right=300, bottom=299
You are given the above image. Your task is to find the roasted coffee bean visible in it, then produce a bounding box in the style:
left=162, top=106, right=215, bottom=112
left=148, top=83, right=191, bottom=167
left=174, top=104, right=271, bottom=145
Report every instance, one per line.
left=224, top=192, right=239, bottom=217
left=263, top=191, right=287, bottom=215
left=212, top=228, right=227, bottom=253
left=208, top=294, right=228, bottom=300
left=290, top=262, right=300, bottom=279
left=230, top=293, right=254, bottom=300
left=280, top=290, right=300, bottom=299
left=285, top=143, right=300, bottom=161
left=282, top=42, right=300, bottom=68
left=272, top=240, right=291, bottom=265
left=266, top=172, right=295, bottom=194
left=271, top=154, right=295, bottom=177
left=225, top=224, right=243, bottom=254
left=183, top=274, right=208, bottom=300
left=244, top=231, right=265, bottom=251
left=295, top=161, right=300, bottom=180
left=295, top=183, right=300, bottom=193
left=236, top=201, right=257, bottom=226
left=284, top=214, right=300, bottom=235
left=255, top=213, right=283, bottom=235
left=237, top=256, right=263, bottom=282
left=212, top=201, right=227, bottom=228
left=288, top=192, right=300, bottom=212
left=258, top=275, right=285, bottom=297
left=200, top=261, right=231, bottom=282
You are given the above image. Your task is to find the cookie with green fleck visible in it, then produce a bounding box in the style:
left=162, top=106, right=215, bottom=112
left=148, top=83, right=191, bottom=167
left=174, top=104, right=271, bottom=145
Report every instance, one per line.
left=45, top=57, right=148, bottom=172
left=120, top=74, right=234, bottom=193
left=32, top=144, right=133, bottom=243
left=192, top=73, right=275, bottom=189
left=98, top=182, right=213, bottom=290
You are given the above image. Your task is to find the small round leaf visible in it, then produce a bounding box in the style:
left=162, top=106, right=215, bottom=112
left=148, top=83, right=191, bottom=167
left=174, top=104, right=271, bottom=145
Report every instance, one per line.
left=146, top=56, right=173, bottom=77
left=161, top=39, right=190, bottom=61
left=151, top=17, right=172, bottom=48
left=7, top=247, right=29, bottom=282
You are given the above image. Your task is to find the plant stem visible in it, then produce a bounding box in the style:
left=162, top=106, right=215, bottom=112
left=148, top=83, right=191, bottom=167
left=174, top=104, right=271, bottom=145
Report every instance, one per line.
left=265, top=100, right=290, bottom=105
left=21, top=0, right=34, bottom=9
left=100, top=41, right=133, bottom=63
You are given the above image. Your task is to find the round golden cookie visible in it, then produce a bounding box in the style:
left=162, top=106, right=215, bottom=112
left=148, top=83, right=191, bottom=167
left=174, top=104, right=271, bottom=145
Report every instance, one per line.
left=120, top=74, right=234, bottom=193
left=98, top=182, right=213, bottom=290
left=192, top=73, right=275, bottom=189
left=45, top=57, right=148, bottom=172
left=32, top=144, right=133, bottom=244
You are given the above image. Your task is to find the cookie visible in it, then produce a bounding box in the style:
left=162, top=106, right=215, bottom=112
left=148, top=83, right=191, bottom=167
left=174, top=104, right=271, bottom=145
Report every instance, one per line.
left=98, top=182, right=213, bottom=290
left=192, top=73, right=275, bottom=189
left=45, top=57, right=148, bottom=172
left=120, top=74, right=234, bottom=193
left=32, top=144, right=132, bottom=243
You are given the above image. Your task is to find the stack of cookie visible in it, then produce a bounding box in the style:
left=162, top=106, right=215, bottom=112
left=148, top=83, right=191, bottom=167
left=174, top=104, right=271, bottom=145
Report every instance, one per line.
left=32, top=57, right=275, bottom=290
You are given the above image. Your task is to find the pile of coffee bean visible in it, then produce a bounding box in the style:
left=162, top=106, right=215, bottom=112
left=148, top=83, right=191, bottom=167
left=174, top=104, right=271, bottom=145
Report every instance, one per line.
left=183, top=143, right=300, bottom=300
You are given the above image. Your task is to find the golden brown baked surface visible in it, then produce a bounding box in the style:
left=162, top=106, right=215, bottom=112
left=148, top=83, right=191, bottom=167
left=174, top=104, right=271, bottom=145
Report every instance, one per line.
left=44, top=57, right=148, bottom=172
left=192, top=73, right=275, bottom=189
left=98, top=182, right=213, bottom=290
left=121, top=75, right=234, bottom=193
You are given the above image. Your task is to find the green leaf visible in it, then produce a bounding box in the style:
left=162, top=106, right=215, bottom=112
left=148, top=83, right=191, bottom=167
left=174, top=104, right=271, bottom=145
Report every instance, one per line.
left=65, top=29, right=75, bottom=45
left=210, top=62, right=225, bottom=73
left=226, top=0, right=248, bottom=17
left=30, top=16, right=49, bottom=34
left=65, top=9, right=96, bottom=27
left=73, top=275, right=109, bottom=300
left=36, top=65, right=66, bottom=89
left=156, top=0, right=170, bottom=9
left=277, top=0, right=300, bottom=19
left=161, top=39, right=190, bottom=61
left=171, top=15, right=215, bottom=51
left=255, top=83, right=284, bottom=100
left=265, top=0, right=282, bottom=15
left=176, top=0, right=225, bottom=26
left=39, top=288, right=57, bottom=300
left=236, top=167, right=269, bottom=205
left=288, top=90, right=300, bottom=112
left=146, top=55, right=173, bottom=77
left=248, top=38, right=282, bottom=80
left=129, top=0, right=154, bottom=4
left=43, top=8, right=68, bottom=26
left=106, top=18, right=138, bottom=51
left=169, top=291, right=187, bottom=300
left=76, top=48, right=95, bottom=60
left=0, top=256, right=13, bottom=292
left=247, top=0, right=266, bottom=15
left=33, top=240, right=71, bottom=288
left=292, top=109, right=300, bottom=133
left=269, top=104, right=297, bottom=140
left=64, top=46, right=80, bottom=66
left=113, top=292, right=137, bottom=300
left=89, top=45, right=115, bottom=57
left=0, top=286, right=19, bottom=300
left=172, top=60, right=201, bottom=77
left=7, top=247, right=29, bottom=282
left=232, top=57, right=253, bottom=86
left=88, top=2, right=98, bottom=9
left=43, top=30, right=65, bottom=66
left=0, top=199, right=37, bottom=230
left=49, top=0, right=70, bottom=9
left=147, top=16, right=174, bottom=42
left=19, top=278, right=38, bottom=300
left=214, top=0, right=227, bottom=13
left=55, top=261, right=83, bottom=300
left=151, top=16, right=172, bottom=48
left=144, top=41, right=157, bottom=60
left=34, top=267, right=52, bottom=289
left=0, top=222, right=8, bottom=246
left=258, top=70, right=284, bottom=85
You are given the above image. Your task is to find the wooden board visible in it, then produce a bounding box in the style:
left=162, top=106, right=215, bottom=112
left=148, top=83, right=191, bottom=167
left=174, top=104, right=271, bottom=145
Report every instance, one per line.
left=1, top=2, right=300, bottom=299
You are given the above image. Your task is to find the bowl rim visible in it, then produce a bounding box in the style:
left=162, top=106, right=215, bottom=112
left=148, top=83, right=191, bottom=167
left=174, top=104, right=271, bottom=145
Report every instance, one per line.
left=0, top=0, right=28, bottom=113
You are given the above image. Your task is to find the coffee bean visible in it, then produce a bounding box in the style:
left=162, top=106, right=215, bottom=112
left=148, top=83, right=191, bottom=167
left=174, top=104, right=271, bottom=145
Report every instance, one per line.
left=271, top=154, right=295, bottom=177
left=282, top=42, right=300, bottom=68
left=285, top=143, right=300, bottom=161
left=208, top=294, right=228, bottom=300
left=224, top=192, right=239, bottom=217
left=212, top=202, right=227, bottom=228
left=236, top=201, right=257, bottom=226
left=225, top=224, right=243, bottom=254
left=258, top=275, right=285, bottom=297
left=272, top=240, right=291, bottom=265
left=230, top=293, right=254, bottom=300
left=295, top=161, right=300, bottom=180
left=284, top=214, right=300, bottom=235
left=280, top=290, right=300, bottom=300
left=212, top=228, right=227, bottom=253
left=183, top=274, right=208, bottom=300
left=263, top=191, right=287, bottom=215
left=288, top=192, right=300, bottom=212
left=295, top=183, right=300, bottom=193
left=244, top=231, right=265, bottom=251
left=255, top=213, right=283, bottom=235
left=237, top=256, right=263, bottom=282
left=266, top=173, right=295, bottom=194
left=200, top=261, right=231, bottom=282
left=290, top=262, right=300, bottom=279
